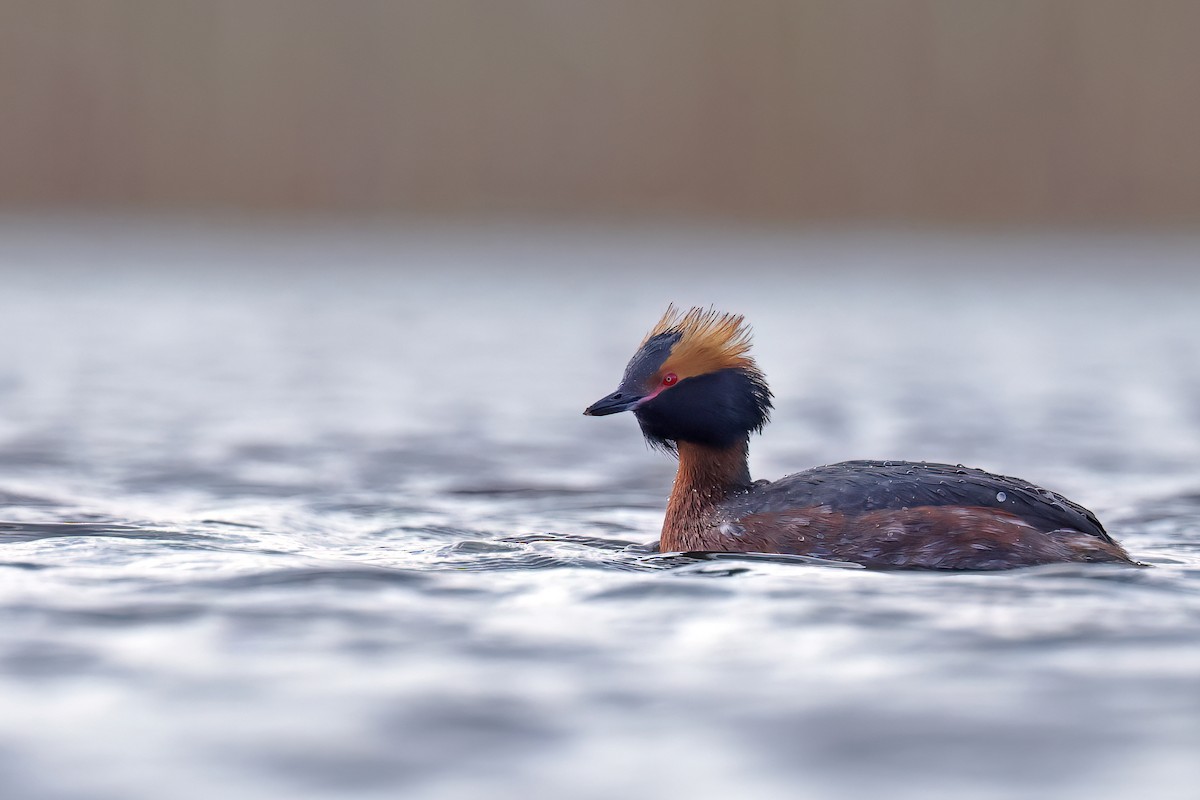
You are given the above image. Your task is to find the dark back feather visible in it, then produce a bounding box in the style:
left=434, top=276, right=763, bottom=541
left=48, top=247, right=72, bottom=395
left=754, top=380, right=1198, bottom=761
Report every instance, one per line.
left=724, top=460, right=1113, bottom=543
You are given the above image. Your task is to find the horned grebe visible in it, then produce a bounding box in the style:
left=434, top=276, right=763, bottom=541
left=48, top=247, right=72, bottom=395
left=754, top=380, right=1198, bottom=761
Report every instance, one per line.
left=584, top=306, right=1133, bottom=570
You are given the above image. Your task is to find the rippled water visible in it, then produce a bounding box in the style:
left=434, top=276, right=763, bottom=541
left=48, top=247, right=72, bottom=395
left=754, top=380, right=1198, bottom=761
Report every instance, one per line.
left=1, top=219, right=1198, bottom=800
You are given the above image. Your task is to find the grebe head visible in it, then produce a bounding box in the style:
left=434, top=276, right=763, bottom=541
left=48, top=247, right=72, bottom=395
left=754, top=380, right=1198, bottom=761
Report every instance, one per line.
left=584, top=305, right=773, bottom=451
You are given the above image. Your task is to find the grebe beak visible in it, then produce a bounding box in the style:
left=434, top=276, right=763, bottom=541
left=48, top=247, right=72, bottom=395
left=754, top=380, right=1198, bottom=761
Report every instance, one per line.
left=583, top=390, right=642, bottom=416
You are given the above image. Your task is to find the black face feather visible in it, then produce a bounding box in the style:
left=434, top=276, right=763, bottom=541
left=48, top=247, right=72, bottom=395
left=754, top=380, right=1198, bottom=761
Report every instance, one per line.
left=633, top=367, right=773, bottom=452
left=620, top=331, right=680, bottom=389
left=584, top=331, right=683, bottom=418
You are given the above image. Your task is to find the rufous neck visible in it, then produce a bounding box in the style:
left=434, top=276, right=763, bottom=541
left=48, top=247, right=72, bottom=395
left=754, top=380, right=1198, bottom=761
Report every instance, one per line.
left=675, top=440, right=751, bottom=493
left=661, top=439, right=751, bottom=551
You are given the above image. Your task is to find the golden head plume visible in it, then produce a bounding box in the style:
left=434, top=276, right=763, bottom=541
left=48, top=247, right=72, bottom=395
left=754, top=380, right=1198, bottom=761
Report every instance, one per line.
left=643, top=304, right=758, bottom=379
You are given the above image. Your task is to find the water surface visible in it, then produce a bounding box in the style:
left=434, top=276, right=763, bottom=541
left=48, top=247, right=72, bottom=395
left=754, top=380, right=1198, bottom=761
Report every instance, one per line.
left=1, top=220, right=1198, bottom=799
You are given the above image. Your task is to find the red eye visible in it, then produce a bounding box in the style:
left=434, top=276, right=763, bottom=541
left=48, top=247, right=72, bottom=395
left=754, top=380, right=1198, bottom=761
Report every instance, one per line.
left=662, top=373, right=678, bottom=386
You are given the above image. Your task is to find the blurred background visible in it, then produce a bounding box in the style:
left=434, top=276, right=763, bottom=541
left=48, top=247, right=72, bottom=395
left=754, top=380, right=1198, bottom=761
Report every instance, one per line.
left=2, top=4, right=1200, bottom=800
left=3, top=0, right=1200, bottom=226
